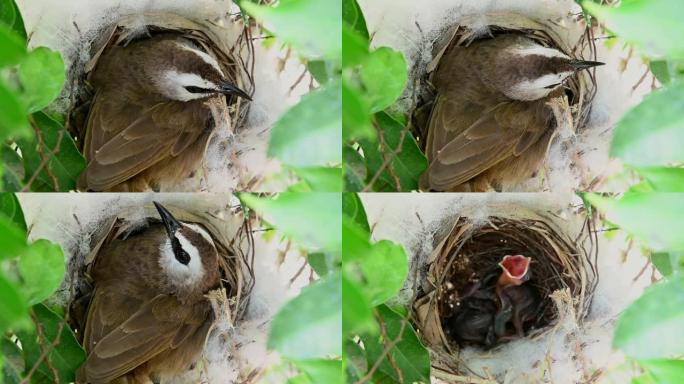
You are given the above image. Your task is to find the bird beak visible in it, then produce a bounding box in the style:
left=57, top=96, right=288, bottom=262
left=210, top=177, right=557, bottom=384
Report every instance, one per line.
left=498, top=255, right=532, bottom=286
left=219, top=82, right=252, bottom=101
left=569, top=59, right=604, bottom=71
left=153, top=201, right=181, bottom=238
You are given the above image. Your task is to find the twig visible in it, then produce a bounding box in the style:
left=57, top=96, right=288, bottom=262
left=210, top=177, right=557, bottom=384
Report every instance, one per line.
left=362, top=122, right=410, bottom=192
left=355, top=314, right=408, bottom=384
left=21, top=310, right=66, bottom=384
left=21, top=117, right=66, bottom=192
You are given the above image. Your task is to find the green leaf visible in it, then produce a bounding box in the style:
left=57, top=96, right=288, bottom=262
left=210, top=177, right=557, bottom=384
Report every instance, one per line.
left=308, top=252, right=337, bottom=276
left=639, top=359, right=684, bottom=384
left=363, top=305, right=431, bottom=384
left=342, top=82, right=374, bottom=140
left=342, top=275, right=376, bottom=336
left=0, top=81, right=28, bottom=140
left=611, top=82, right=684, bottom=166
left=651, top=253, right=674, bottom=277
left=292, top=166, right=342, bottom=192
left=268, top=83, right=341, bottom=167
left=0, top=193, right=25, bottom=232
left=583, top=0, right=684, bottom=60
left=268, top=273, right=342, bottom=359
left=650, top=60, right=672, bottom=85
left=344, top=339, right=367, bottom=382
left=585, top=193, right=684, bottom=251
left=17, top=112, right=86, bottom=192
left=18, top=239, right=65, bottom=305
left=294, top=359, right=343, bottom=384
left=1, top=336, right=23, bottom=384
left=1, top=145, right=24, bottom=191
left=636, top=167, right=684, bottom=191
left=0, top=213, right=27, bottom=260
left=343, top=145, right=366, bottom=191
left=240, top=193, right=341, bottom=252
left=0, top=23, right=25, bottom=67
left=342, top=0, right=369, bottom=40
left=614, top=276, right=684, bottom=359
left=17, top=304, right=86, bottom=384
left=308, top=60, right=332, bottom=85
left=0, top=0, right=25, bottom=41
left=341, top=24, right=369, bottom=68
left=0, top=0, right=16, bottom=28
left=18, top=47, right=66, bottom=113
left=342, top=192, right=369, bottom=234
left=0, top=274, right=27, bottom=333
left=241, top=0, right=341, bottom=60
left=346, top=240, right=408, bottom=306
left=361, top=112, right=428, bottom=191
left=359, top=47, right=407, bottom=113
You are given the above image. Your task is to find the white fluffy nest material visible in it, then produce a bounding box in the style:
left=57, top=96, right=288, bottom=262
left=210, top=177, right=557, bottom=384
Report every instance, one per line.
left=411, top=11, right=601, bottom=192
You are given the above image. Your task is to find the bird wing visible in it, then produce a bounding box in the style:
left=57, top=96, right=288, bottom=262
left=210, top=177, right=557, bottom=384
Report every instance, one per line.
left=82, top=292, right=209, bottom=382
left=81, top=94, right=213, bottom=191
left=422, top=93, right=551, bottom=190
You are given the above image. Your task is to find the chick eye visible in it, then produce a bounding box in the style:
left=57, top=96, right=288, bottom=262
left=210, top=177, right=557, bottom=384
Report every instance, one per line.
left=544, top=83, right=561, bottom=89
left=184, top=85, right=213, bottom=94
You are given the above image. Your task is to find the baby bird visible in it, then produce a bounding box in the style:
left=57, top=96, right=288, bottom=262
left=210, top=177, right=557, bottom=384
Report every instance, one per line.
left=493, top=255, right=541, bottom=339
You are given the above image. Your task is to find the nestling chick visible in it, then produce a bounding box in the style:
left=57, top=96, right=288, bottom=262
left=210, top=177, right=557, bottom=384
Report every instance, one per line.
left=493, top=255, right=541, bottom=339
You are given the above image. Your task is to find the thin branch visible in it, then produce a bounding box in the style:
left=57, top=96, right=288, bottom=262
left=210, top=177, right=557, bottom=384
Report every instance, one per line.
left=355, top=313, right=408, bottom=384
left=21, top=117, right=66, bottom=192
left=21, top=310, right=66, bottom=384
left=362, top=122, right=410, bottom=192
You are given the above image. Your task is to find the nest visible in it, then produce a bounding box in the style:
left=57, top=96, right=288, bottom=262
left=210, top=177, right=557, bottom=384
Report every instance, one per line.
left=411, top=209, right=598, bottom=375
left=411, top=12, right=600, bottom=157
left=67, top=203, right=256, bottom=350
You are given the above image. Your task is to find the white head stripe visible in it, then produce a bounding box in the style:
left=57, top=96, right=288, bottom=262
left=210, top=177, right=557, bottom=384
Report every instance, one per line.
left=184, top=223, right=215, bottom=245
left=177, top=44, right=225, bottom=77
left=158, top=234, right=205, bottom=287
left=513, top=45, right=569, bottom=60
left=158, top=70, right=219, bottom=101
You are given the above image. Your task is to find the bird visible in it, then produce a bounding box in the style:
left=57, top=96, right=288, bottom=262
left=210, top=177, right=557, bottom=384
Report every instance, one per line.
left=419, top=34, right=604, bottom=191
left=445, top=270, right=500, bottom=348
left=76, top=31, right=251, bottom=192
left=76, top=202, right=220, bottom=384
left=492, top=255, right=541, bottom=340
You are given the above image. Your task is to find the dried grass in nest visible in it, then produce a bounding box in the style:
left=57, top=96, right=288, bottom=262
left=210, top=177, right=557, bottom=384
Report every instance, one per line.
left=411, top=12, right=600, bottom=149
left=66, top=12, right=255, bottom=151
left=67, top=203, right=256, bottom=345
left=411, top=211, right=598, bottom=374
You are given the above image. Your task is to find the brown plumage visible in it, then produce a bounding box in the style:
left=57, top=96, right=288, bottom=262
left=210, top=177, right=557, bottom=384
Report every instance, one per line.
left=78, top=33, right=250, bottom=192
left=77, top=203, right=220, bottom=383
left=420, top=35, right=602, bottom=191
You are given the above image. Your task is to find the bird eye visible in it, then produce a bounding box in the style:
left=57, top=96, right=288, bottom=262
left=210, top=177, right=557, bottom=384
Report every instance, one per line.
left=544, top=83, right=561, bottom=89
left=171, top=237, right=191, bottom=265
left=184, top=85, right=212, bottom=94
left=175, top=249, right=191, bottom=265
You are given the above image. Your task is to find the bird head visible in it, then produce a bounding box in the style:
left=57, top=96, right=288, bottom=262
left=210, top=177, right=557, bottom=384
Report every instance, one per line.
left=154, top=202, right=219, bottom=291
left=497, top=254, right=532, bottom=287
left=497, top=42, right=603, bottom=101
left=154, top=41, right=251, bottom=102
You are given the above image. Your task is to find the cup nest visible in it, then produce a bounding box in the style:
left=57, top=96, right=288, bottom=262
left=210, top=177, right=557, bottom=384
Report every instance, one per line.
left=411, top=12, right=600, bottom=153
left=411, top=208, right=598, bottom=374
left=67, top=203, right=256, bottom=345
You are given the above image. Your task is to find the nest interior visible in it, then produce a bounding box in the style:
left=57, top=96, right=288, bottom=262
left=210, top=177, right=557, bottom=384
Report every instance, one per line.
left=67, top=203, right=256, bottom=344
left=411, top=12, right=599, bottom=151
left=412, top=213, right=598, bottom=366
